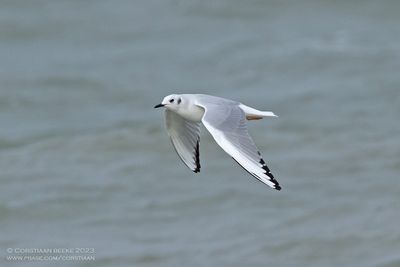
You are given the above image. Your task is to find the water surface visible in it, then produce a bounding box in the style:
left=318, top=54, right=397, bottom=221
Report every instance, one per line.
left=1, top=1, right=399, bottom=266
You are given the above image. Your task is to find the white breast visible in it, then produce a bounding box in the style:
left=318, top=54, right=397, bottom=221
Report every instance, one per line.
left=178, top=104, right=205, bottom=122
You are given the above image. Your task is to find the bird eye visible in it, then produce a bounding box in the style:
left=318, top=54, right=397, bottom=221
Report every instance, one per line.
left=178, top=98, right=182, bottom=104
left=169, top=99, right=174, bottom=103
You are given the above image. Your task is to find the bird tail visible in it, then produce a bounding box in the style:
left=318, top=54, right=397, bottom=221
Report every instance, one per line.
left=239, top=104, right=278, bottom=120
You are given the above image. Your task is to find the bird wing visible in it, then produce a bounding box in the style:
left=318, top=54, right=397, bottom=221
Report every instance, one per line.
left=165, top=109, right=201, bottom=172
left=195, top=100, right=280, bottom=190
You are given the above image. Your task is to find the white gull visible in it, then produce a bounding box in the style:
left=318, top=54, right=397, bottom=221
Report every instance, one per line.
left=155, top=94, right=281, bottom=190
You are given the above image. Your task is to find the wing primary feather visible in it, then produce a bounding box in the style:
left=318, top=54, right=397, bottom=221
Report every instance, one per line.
left=232, top=157, right=281, bottom=190
left=193, top=140, right=200, bottom=173
left=165, top=110, right=201, bottom=173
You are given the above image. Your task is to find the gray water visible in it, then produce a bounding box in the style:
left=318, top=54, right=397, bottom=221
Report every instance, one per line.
left=1, top=1, right=399, bottom=266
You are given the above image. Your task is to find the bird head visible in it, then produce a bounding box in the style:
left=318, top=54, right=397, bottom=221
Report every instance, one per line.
left=154, top=94, right=183, bottom=111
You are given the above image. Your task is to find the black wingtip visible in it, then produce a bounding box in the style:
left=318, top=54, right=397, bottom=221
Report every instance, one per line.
left=259, top=158, right=281, bottom=190
left=265, top=170, right=281, bottom=191
left=193, top=140, right=201, bottom=173
left=231, top=157, right=279, bottom=190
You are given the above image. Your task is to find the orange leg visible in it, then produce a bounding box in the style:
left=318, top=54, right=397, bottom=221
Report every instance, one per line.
left=246, top=115, right=263, bottom=120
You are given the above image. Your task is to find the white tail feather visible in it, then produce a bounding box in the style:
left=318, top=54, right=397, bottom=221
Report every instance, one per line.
left=239, top=104, right=277, bottom=118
